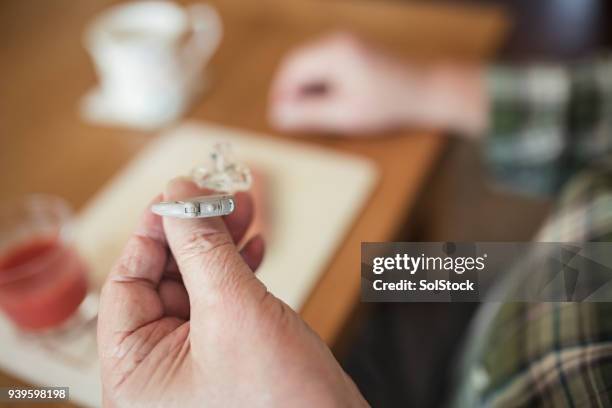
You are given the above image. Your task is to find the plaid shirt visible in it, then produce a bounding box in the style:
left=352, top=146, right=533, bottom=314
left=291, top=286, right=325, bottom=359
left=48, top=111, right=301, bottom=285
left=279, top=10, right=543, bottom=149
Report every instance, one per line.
left=484, top=57, right=612, bottom=196
left=452, top=59, right=612, bottom=407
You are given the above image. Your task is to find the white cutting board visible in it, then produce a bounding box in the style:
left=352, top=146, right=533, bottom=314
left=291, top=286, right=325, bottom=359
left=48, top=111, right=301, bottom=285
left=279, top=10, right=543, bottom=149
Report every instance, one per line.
left=74, top=121, right=378, bottom=310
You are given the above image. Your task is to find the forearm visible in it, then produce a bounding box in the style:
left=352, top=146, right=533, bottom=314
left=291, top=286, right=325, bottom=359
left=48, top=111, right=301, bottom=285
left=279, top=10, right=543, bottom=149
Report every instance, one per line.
left=423, top=63, right=490, bottom=137
left=393, top=62, right=489, bottom=136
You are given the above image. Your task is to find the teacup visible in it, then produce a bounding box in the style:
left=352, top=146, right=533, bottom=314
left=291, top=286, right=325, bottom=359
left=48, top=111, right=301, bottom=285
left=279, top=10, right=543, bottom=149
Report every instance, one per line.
left=82, top=1, right=222, bottom=129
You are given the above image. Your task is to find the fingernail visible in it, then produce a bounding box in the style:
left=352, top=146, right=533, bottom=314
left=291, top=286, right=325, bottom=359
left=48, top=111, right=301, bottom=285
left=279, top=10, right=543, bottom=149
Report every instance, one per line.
left=166, top=176, right=195, bottom=190
left=164, top=176, right=198, bottom=200
left=172, top=175, right=194, bottom=183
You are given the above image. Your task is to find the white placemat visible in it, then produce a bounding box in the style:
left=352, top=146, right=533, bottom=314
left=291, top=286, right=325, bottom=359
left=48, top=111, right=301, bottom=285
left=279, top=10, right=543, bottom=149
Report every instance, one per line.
left=75, top=121, right=379, bottom=309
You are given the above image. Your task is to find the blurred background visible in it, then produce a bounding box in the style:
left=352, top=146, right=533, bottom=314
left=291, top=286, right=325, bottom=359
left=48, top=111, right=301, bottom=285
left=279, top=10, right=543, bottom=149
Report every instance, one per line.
left=0, top=0, right=611, bottom=407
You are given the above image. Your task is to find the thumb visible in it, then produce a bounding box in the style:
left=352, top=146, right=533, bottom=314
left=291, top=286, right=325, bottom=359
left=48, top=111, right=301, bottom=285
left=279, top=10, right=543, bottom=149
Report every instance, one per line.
left=162, top=178, right=261, bottom=307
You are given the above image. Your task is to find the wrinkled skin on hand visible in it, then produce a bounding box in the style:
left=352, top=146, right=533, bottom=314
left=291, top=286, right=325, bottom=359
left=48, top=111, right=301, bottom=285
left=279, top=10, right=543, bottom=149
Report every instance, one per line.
left=98, top=178, right=368, bottom=407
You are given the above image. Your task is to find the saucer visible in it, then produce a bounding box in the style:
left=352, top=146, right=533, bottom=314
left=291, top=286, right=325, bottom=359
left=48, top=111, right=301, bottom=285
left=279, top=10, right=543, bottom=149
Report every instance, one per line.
left=79, top=87, right=183, bottom=131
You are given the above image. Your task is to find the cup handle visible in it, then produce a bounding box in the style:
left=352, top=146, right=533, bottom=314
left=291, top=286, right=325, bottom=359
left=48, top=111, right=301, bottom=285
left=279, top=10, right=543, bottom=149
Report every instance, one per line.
left=183, top=3, right=223, bottom=81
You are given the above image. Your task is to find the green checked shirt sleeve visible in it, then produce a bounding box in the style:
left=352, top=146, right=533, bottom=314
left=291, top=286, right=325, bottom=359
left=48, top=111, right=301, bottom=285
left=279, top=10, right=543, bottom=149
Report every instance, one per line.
left=484, top=57, right=612, bottom=196
left=451, top=161, right=612, bottom=407
left=449, top=59, right=612, bottom=407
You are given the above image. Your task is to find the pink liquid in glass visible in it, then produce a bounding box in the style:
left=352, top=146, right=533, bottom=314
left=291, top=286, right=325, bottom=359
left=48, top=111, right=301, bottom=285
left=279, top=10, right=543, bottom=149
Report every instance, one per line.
left=0, top=235, right=88, bottom=331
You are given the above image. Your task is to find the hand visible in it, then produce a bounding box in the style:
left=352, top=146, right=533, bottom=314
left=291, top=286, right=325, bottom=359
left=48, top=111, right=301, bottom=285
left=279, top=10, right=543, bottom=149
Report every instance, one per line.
left=269, top=32, right=488, bottom=136
left=98, top=178, right=367, bottom=407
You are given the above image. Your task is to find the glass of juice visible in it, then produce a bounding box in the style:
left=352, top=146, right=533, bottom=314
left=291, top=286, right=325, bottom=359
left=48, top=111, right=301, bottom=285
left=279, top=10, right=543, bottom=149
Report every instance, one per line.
left=0, top=194, right=90, bottom=332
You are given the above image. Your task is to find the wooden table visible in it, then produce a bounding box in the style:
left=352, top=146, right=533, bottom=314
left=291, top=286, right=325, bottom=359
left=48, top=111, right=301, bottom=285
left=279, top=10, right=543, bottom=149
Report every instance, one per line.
left=0, top=0, right=505, bottom=405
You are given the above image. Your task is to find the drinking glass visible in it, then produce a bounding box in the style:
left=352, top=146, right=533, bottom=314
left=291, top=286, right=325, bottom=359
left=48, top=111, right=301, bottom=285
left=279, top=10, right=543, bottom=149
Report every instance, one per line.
left=0, top=194, right=92, bottom=332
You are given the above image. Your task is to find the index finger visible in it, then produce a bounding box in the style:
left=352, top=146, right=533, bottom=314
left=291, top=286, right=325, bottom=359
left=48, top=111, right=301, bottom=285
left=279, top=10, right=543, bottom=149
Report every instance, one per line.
left=98, top=195, right=168, bottom=349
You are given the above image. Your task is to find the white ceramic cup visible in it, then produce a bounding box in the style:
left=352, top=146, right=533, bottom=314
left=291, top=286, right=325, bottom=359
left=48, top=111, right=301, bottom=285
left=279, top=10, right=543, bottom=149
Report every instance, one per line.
left=83, top=1, right=222, bottom=128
